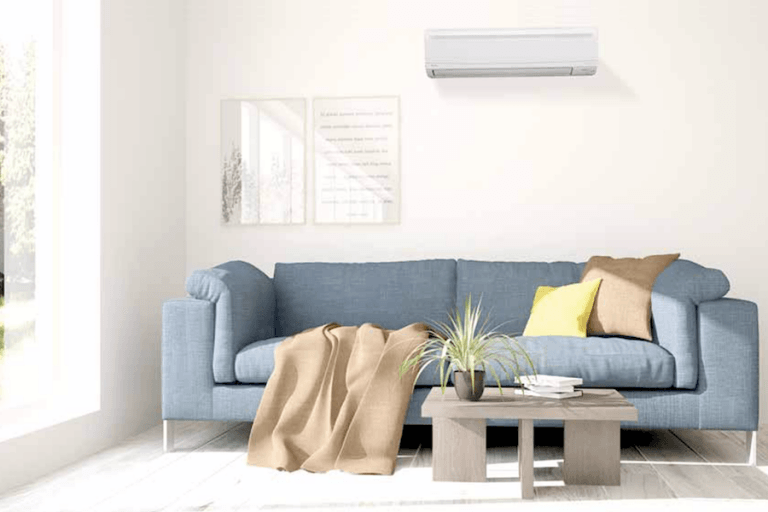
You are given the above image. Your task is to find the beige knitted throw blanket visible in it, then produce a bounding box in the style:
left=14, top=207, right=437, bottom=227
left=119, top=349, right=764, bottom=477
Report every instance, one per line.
left=247, top=322, right=429, bottom=475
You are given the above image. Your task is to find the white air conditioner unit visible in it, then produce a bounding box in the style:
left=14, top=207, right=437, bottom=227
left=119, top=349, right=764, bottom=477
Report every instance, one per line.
left=424, top=27, right=598, bottom=78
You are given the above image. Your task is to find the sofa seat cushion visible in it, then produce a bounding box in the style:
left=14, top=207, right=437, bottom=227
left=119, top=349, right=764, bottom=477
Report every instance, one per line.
left=235, top=335, right=446, bottom=386
left=488, top=336, right=676, bottom=388
left=235, top=337, right=287, bottom=384
left=235, top=335, right=675, bottom=389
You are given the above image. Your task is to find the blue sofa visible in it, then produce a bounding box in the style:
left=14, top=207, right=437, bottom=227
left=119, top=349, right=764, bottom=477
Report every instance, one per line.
left=161, top=259, right=759, bottom=455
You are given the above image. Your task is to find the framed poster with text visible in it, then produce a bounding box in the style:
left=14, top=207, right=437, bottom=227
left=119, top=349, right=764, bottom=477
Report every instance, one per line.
left=313, top=96, right=400, bottom=224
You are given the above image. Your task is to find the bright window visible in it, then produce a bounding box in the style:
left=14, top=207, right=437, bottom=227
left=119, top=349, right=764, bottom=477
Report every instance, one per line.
left=0, top=0, right=99, bottom=440
left=0, top=0, right=50, bottom=410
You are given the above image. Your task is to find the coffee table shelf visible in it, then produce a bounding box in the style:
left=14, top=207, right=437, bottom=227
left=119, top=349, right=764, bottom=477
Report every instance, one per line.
left=421, top=387, right=638, bottom=499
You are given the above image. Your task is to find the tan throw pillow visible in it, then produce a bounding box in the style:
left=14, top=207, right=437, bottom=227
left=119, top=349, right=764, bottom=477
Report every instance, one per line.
left=580, top=254, right=680, bottom=341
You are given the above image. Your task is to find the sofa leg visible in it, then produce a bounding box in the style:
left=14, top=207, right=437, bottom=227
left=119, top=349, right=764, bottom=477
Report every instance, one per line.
left=747, top=430, right=757, bottom=466
left=746, top=430, right=757, bottom=466
left=164, top=420, right=175, bottom=453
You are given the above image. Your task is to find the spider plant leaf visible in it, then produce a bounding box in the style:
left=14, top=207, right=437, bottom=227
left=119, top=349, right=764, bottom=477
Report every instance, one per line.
left=486, top=363, right=504, bottom=395
left=513, top=337, right=538, bottom=378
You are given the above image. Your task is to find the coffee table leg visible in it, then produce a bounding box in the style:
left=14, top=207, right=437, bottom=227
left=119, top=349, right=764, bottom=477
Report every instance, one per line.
left=432, top=417, right=486, bottom=482
left=563, top=420, right=621, bottom=485
left=518, top=419, right=534, bottom=499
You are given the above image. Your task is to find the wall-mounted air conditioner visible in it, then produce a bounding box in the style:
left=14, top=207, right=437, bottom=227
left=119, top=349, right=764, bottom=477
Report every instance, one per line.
left=424, top=27, right=598, bottom=78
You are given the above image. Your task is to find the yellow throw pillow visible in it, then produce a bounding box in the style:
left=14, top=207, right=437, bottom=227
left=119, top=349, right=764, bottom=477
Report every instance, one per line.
left=523, top=279, right=602, bottom=337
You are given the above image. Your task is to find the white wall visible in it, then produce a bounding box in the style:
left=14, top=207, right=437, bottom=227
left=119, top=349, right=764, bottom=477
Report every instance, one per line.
left=0, top=0, right=186, bottom=493
left=99, top=0, right=186, bottom=452
left=186, top=0, right=768, bottom=422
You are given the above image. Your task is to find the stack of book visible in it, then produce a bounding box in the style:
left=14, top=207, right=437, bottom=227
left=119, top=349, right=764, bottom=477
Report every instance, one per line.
left=514, top=374, right=583, bottom=399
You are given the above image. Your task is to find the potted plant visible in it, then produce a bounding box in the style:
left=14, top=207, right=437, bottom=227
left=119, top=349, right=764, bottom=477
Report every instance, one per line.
left=400, top=296, right=536, bottom=401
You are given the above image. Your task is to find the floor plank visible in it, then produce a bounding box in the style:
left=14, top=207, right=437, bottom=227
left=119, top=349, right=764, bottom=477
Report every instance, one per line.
left=631, top=429, right=703, bottom=463
left=672, top=429, right=749, bottom=464
left=0, top=421, right=238, bottom=512
left=161, top=454, right=275, bottom=512
left=635, top=429, right=757, bottom=499
left=598, top=437, right=678, bottom=500
left=672, top=429, right=768, bottom=500
left=86, top=422, right=251, bottom=512
left=602, top=461, right=677, bottom=500
left=2, top=423, right=768, bottom=511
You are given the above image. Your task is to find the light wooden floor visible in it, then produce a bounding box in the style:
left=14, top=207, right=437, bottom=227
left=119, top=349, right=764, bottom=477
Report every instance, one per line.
left=1, top=421, right=767, bottom=512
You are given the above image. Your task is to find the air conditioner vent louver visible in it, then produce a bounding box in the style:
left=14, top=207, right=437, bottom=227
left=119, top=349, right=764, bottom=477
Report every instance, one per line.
left=428, top=67, right=575, bottom=78
left=425, top=28, right=598, bottom=79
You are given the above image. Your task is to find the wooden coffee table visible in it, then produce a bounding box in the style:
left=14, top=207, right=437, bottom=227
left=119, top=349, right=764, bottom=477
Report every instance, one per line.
left=421, top=387, right=638, bottom=499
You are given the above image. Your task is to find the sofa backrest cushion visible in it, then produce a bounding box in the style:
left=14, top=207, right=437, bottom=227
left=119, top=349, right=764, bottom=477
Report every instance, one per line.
left=274, top=259, right=457, bottom=336
left=456, top=260, right=583, bottom=336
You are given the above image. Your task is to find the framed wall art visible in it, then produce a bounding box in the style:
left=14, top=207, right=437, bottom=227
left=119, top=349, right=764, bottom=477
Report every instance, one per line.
left=313, top=96, right=400, bottom=224
left=220, top=98, right=306, bottom=225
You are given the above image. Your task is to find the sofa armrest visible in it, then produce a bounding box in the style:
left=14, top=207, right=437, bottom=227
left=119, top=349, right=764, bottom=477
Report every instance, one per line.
left=162, top=298, right=215, bottom=420
left=652, top=260, right=731, bottom=389
left=186, top=261, right=275, bottom=383
left=697, top=298, right=759, bottom=430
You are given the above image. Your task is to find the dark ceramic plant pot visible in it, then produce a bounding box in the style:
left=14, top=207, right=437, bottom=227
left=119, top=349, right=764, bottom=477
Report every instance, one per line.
left=454, top=371, right=485, bottom=401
